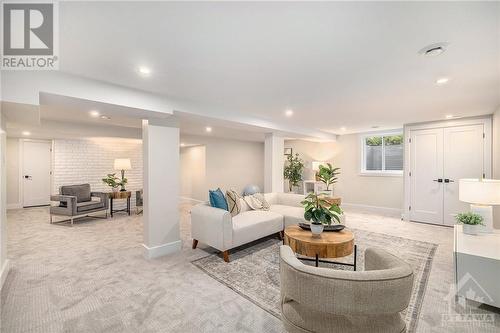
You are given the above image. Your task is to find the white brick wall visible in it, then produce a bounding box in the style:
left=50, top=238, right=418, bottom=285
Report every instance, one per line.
left=53, top=138, right=143, bottom=210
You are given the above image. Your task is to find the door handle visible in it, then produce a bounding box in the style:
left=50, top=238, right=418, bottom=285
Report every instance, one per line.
left=444, top=179, right=454, bottom=183
left=24, top=175, right=32, bottom=180
left=433, top=179, right=443, bottom=183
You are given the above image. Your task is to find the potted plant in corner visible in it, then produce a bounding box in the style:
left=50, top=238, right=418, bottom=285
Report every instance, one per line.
left=284, top=153, right=305, bottom=193
left=317, top=163, right=340, bottom=197
left=456, top=212, right=484, bottom=235
left=102, top=173, right=124, bottom=192
left=301, top=193, right=343, bottom=236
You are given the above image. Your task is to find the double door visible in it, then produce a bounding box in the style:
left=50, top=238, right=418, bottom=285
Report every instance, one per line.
left=409, top=124, right=486, bottom=226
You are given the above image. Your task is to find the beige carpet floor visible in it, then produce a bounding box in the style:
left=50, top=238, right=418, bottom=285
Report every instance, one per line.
left=1, top=201, right=499, bottom=332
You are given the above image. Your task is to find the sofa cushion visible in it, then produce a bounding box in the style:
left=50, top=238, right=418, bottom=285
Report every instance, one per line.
left=61, top=184, right=91, bottom=203
left=276, top=193, right=304, bottom=207
left=269, top=204, right=305, bottom=227
left=232, top=211, right=283, bottom=248
left=77, top=201, right=105, bottom=212
left=209, top=188, right=228, bottom=211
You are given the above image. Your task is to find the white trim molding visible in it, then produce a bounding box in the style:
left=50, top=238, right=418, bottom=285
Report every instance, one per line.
left=6, top=203, right=22, bottom=210
left=142, top=240, right=182, bottom=260
left=342, top=203, right=402, bottom=218
left=179, top=196, right=204, bottom=204
left=0, top=259, right=11, bottom=290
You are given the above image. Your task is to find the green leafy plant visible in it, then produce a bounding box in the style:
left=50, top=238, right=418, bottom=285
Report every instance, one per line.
left=455, top=212, right=484, bottom=225
left=301, top=193, right=342, bottom=226
left=317, top=163, right=340, bottom=190
left=102, top=173, right=127, bottom=189
left=284, top=153, right=305, bottom=192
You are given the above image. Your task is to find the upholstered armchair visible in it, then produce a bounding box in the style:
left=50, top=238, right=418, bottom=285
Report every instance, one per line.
left=50, top=184, right=109, bottom=225
left=279, top=245, right=414, bottom=333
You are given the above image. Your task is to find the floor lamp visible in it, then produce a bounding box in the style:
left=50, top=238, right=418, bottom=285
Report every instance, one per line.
left=459, top=178, right=500, bottom=232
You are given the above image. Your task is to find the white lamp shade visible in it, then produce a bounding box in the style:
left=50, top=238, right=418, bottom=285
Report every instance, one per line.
left=459, top=179, right=500, bottom=205
left=114, top=158, right=131, bottom=171
left=312, top=161, right=325, bottom=171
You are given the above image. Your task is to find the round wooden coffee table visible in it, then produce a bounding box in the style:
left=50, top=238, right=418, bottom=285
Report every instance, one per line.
left=284, top=225, right=357, bottom=270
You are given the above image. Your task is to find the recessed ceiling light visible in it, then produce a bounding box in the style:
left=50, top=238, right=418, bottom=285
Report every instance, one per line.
left=340, top=127, right=346, bottom=131
left=419, top=42, right=449, bottom=57
left=138, top=66, right=151, bottom=76
left=205, top=126, right=212, bottom=133
left=445, top=114, right=455, bottom=119
left=89, top=110, right=100, bottom=117
left=436, top=77, right=449, bottom=85
left=100, top=115, right=111, bottom=120
left=22, top=131, right=31, bottom=136
left=285, top=109, right=294, bottom=117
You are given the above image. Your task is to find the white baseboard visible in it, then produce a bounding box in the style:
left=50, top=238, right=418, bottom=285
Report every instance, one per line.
left=142, top=240, right=182, bottom=259
left=7, top=203, right=22, bottom=210
left=342, top=203, right=402, bottom=218
left=0, top=259, right=11, bottom=290
left=179, top=196, right=205, bottom=203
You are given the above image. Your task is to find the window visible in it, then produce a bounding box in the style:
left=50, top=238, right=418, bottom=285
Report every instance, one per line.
left=361, top=132, right=403, bottom=175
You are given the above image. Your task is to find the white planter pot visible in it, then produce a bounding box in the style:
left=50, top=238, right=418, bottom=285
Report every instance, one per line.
left=462, top=224, right=480, bottom=235
left=320, top=190, right=333, bottom=197
left=310, top=223, right=324, bottom=236
left=112, top=187, right=119, bottom=192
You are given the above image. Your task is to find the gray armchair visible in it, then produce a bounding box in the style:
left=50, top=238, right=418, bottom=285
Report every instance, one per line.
left=50, top=184, right=109, bottom=225
left=280, top=245, right=414, bottom=333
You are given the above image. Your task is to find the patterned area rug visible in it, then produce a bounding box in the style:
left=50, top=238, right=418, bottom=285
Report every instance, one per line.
left=192, top=228, right=437, bottom=333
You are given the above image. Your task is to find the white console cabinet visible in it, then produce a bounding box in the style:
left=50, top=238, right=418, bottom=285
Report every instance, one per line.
left=453, top=225, right=500, bottom=308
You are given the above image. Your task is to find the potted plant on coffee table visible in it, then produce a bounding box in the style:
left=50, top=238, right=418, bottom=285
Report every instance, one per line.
left=301, top=193, right=343, bottom=236
left=456, top=212, right=484, bottom=235
left=317, top=163, right=340, bottom=197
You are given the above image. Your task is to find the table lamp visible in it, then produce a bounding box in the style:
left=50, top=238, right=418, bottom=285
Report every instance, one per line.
left=114, top=158, right=131, bottom=191
left=459, top=178, right=500, bottom=232
left=312, top=161, right=325, bottom=181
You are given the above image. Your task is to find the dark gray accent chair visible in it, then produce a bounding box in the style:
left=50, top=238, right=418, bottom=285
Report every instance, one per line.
left=136, top=189, right=143, bottom=214
left=50, top=184, right=109, bottom=225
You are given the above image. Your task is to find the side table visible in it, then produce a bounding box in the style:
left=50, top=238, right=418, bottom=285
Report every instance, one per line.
left=108, top=191, right=131, bottom=217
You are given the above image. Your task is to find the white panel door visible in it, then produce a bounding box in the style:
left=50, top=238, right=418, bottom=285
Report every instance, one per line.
left=23, top=141, right=52, bottom=207
left=410, top=128, right=444, bottom=224
left=443, top=125, right=484, bottom=226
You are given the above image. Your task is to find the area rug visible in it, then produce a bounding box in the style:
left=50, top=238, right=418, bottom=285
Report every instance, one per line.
left=192, top=228, right=437, bottom=333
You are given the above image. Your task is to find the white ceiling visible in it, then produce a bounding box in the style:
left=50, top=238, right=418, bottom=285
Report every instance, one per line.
left=57, top=2, right=500, bottom=134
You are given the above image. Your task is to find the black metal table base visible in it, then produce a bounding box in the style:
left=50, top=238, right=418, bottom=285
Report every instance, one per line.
left=110, top=197, right=131, bottom=217
left=296, top=245, right=357, bottom=270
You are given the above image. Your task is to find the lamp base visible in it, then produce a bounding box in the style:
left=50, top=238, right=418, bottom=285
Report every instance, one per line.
left=470, top=204, right=493, bottom=233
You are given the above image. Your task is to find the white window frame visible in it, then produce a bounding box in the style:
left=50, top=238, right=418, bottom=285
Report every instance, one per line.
left=360, top=130, right=404, bottom=176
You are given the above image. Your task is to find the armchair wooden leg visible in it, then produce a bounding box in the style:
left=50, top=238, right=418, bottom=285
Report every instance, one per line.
left=49, top=215, right=52, bottom=224
left=222, top=250, right=230, bottom=263
left=71, top=217, right=74, bottom=226
left=278, top=231, right=284, bottom=241
left=192, top=239, right=198, bottom=249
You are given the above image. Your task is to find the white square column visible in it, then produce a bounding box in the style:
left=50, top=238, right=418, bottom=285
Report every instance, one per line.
left=264, top=133, right=284, bottom=193
left=142, top=119, right=181, bottom=259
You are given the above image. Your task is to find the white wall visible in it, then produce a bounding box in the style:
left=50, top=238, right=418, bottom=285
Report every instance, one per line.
left=6, top=138, right=20, bottom=208
left=0, top=100, right=10, bottom=289
left=285, top=137, right=403, bottom=211
left=180, top=145, right=206, bottom=201
left=52, top=138, right=143, bottom=209
left=180, top=135, right=264, bottom=201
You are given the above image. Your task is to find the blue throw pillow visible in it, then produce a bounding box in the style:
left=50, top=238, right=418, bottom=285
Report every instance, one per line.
left=209, top=188, right=228, bottom=211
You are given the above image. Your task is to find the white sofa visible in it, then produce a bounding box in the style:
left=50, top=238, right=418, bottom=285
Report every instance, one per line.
left=191, top=193, right=316, bottom=262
